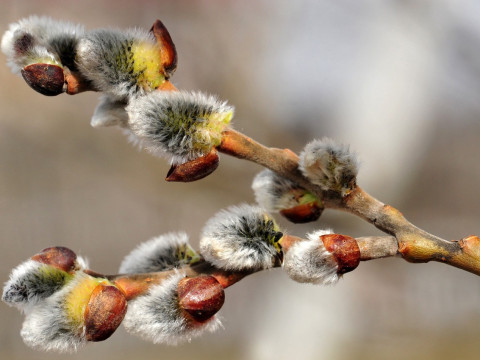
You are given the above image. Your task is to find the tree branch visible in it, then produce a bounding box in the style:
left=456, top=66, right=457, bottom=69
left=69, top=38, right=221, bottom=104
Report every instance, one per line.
left=218, top=129, right=480, bottom=276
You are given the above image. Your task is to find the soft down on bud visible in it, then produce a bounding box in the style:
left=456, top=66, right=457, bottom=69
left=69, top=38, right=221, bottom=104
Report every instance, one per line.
left=123, top=272, right=223, bottom=345
left=200, top=204, right=283, bottom=271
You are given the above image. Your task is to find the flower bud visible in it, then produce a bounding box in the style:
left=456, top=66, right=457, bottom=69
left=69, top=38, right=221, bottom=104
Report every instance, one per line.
left=150, top=19, right=177, bottom=78
left=119, top=232, right=200, bottom=274
left=177, top=275, right=225, bottom=323
left=126, top=90, right=233, bottom=165
left=21, top=273, right=126, bottom=352
left=76, top=27, right=168, bottom=99
left=165, top=148, right=219, bottom=182
left=299, top=138, right=358, bottom=195
left=31, top=246, right=78, bottom=272
left=21, top=63, right=65, bottom=96
left=252, top=169, right=323, bottom=223
left=84, top=284, right=128, bottom=342
left=123, top=272, right=222, bottom=345
left=321, top=233, right=360, bottom=274
left=2, top=16, right=83, bottom=94
left=283, top=230, right=360, bottom=285
left=3, top=247, right=87, bottom=311
left=200, top=204, right=283, bottom=271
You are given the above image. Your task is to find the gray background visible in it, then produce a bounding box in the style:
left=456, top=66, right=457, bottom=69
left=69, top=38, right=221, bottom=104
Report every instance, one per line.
left=1, top=1, right=480, bottom=359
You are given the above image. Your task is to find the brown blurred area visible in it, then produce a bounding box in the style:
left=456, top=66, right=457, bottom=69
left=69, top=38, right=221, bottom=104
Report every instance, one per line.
left=1, top=1, right=480, bottom=359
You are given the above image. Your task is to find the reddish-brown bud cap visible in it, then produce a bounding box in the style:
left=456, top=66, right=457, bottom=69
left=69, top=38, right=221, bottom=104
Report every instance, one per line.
left=280, top=202, right=323, bottom=224
left=31, top=246, right=77, bottom=272
left=21, top=63, right=65, bottom=96
left=150, top=19, right=177, bottom=78
left=177, top=275, right=225, bottom=323
left=321, top=234, right=360, bottom=274
left=166, top=148, right=219, bottom=182
left=84, top=284, right=128, bottom=342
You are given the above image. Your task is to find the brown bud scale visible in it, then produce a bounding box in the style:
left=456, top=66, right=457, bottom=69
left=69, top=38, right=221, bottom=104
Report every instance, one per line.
left=166, top=148, right=219, bottom=182
left=150, top=19, right=178, bottom=78
left=84, top=284, right=127, bottom=342
left=321, top=234, right=360, bottom=274
left=21, top=63, right=64, bottom=96
left=280, top=202, right=323, bottom=224
left=178, top=275, right=225, bottom=323
left=31, top=246, right=77, bottom=272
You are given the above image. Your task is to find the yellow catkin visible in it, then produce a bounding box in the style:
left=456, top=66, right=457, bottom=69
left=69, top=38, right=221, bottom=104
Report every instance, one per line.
left=131, top=41, right=165, bottom=90
left=64, top=276, right=110, bottom=327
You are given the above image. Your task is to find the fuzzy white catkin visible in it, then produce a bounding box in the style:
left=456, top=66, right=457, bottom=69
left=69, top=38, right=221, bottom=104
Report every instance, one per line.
left=127, top=90, right=234, bottom=164
left=123, top=272, right=222, bottom=345
left=1, top=16, right=84, bottom=73
left=76, top=28, right=158, bottom=99
left=252, top=169, right=307, bottom=212
left=2, top=256, right=88, bottom=312
left=2, top=260, right=68, bottom=312
left=283, top=229, right=340, bottom=285
left=119, top=232, right=193, bottom=274
left=200, top=204, right=282, bottom=271
left=20, top=272, right=91, bottom=353
left=299, top=138, right=359, bottom=194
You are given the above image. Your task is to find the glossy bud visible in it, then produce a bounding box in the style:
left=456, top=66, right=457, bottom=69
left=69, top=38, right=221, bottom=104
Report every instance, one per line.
left=177, top=275, right=225, bottom=323
left=31, top=246, right=77, bottom=273
left=21, top=63, right=64, bottom=96
left=166, top=148, right=219, bottom=182
left=321, top=234, right=360, bottom=274
left=280, top=202, right=323, bottom=224
left=84, top=284, right=127, bottom=342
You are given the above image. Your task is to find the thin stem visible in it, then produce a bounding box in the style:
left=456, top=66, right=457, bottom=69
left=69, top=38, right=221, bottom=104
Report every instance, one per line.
left=218, top=129, right=480, bottom=276
left=102, top=235, right=399, bottom=300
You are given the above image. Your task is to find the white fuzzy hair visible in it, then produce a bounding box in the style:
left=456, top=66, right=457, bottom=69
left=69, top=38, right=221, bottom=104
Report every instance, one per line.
left=91, top=95, right=129, bottom=128
left=119, top=232, right=193, bottom=274
left=127, top=90, right=234, bottom=164
left=252, top=169, right=308, bottom=212
left=123, top=272, right=222, bottom=345
left=299, top=138, right=359, bottom=195
left=2, top=260, right=71, bottom=312
left=75, top=255, right=89, bottom=270
left=200, top=204, right=282, bottom=271
left=283, top=229, right=340, bottom=285
left=20, top=272, right=92, bottom=353
left=76, top=27, right=157, bottom=99
left=1, top=16, right=84, bottom=74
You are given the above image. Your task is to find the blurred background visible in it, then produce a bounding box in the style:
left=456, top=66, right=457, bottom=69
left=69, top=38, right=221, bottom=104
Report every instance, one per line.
left=1, top=0, right=480, bottom=359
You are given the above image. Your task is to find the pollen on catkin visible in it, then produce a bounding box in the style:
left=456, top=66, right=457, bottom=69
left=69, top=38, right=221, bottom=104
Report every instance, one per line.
left=283, top=229, right=340, bottom=285
left=299, top=138, right=359, bottom=195
left=1, top=16, right=84, bottom=73
left=126, top=90, right=234, bottom=165
left=76, top=28, right=165, bottom=99
left=200, top=204, right=283, bottom=271
left=123, top=272, right=222, bottom=345
left=119, top=232, right=200, bottom=274
left=20, top=272, right=95, bottom=352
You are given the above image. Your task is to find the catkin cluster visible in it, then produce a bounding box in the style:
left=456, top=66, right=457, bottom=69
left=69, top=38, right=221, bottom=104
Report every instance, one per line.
left=2, top=16, right=364, bottom=353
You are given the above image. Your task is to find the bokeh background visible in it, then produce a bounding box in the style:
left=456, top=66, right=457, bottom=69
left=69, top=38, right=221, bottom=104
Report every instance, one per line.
left=1, top=1, right=480, bottom=359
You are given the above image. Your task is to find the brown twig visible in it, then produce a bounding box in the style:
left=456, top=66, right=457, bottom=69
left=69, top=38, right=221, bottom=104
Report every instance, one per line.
left=218, top=129, right=480, bottom=276
left=103, top=234, right=398, bottom=300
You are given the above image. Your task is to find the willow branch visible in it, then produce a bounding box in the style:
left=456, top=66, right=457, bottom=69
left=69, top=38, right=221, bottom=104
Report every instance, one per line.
left=94, top=235, right=397, bottom=300
left=217, top=129, right=480, bottom=276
